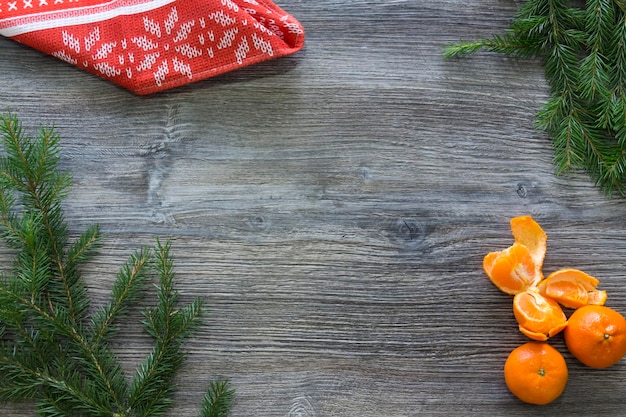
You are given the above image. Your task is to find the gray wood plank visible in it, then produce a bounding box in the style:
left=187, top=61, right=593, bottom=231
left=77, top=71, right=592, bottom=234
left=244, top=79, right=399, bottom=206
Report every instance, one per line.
left=2, top=0, right=626, bottom=415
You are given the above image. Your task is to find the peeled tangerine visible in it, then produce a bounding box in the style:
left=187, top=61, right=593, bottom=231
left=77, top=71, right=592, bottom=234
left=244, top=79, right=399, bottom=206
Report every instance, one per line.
left=483, top=216, right=547, bottom=295
left=483, top=243, right=542, bottom=295
left=514, top=288, right=568, bottom=341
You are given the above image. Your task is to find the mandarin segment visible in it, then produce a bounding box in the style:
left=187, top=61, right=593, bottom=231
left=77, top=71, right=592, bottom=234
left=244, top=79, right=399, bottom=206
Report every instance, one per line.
left=483, top=243, right=542, bottom=295
left=587, top=291, right=609, bottom=306
left=513, top=288, right=568, bottom=341
left=537, top=268, right=607, bottom=309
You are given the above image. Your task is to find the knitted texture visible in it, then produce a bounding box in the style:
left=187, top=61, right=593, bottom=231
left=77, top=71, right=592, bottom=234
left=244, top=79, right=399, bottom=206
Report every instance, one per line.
left=0, top=0, right=304, bottom=94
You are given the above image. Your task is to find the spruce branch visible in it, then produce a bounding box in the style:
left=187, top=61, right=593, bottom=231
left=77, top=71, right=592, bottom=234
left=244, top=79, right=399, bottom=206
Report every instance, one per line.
left=128, top=239, right=206, bottom=417
left=87, top=247, right=152, bottom=348
left=444, top=0, right=626, bottom=195
left=0, top=113, right=234, bottom=417
left=199, top=380, right=235, bottom=417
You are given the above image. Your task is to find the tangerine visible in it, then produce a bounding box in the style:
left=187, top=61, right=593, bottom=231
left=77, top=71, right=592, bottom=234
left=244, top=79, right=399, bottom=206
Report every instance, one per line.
left=564, top=305, right=626, bottom=368
left=513, top=288, right=567, bottom=341
left=504, top=342, right=568, bottom=405
left=537, top=268, right=607, bottom=309
left=484, top=243, right=541, bottom=295
left=483, top=216, right=546, bottom=295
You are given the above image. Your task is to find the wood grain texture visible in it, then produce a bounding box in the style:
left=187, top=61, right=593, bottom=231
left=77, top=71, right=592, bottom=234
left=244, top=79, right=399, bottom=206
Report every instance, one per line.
left=2, top=0, right=626, bottom=415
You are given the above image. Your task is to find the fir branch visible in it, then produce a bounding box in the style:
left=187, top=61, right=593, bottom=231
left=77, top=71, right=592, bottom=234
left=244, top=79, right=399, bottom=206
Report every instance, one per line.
left=199, top=380, right=235, bottom=417
left=579, top=0, right=613, bottom=101
left=87, top=247, right=152, bottom=347
left=444, top=0, right=626, bottom=195
left=0, top=281, right=128, bottom=412
left=443, top=33, right=542, bottom=59
left=0, top=114, right=234, bottom=417
left=0, top=340, right=45, bottom=400
left=609, top=8, right=626, bottom=142
left=0, top=113, right=83, bottom=324
left=128, top=239, right=206, bottom=417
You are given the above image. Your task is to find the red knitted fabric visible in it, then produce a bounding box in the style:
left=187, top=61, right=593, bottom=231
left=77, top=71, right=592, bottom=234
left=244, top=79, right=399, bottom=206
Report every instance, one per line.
left=0, top=0, right=304, bottom=94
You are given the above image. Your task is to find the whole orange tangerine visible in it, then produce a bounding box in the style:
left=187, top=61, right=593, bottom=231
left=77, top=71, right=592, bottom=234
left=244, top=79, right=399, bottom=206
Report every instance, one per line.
left=504, top=342, right=568, bottom=405
left=564, top=305, right=626, bottom=368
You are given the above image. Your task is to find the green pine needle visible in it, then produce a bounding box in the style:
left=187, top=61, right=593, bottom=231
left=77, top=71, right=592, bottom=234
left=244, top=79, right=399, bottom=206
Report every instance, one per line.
left=444, top=0, right=626, bottom=196
left=200, top=380, right=235, bottom=417
left=0, top=113, right=233, bottom=416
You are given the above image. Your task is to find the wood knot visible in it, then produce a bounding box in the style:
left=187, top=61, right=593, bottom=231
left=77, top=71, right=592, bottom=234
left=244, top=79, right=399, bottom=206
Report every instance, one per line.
left=396, top=218, right=426, bottom=245
left=245, top=214, right=270, bottom=232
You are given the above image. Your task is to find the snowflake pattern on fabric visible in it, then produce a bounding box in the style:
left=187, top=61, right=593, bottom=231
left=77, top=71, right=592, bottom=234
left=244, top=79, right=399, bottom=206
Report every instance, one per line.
left=0, top=0, right=304, bottom=94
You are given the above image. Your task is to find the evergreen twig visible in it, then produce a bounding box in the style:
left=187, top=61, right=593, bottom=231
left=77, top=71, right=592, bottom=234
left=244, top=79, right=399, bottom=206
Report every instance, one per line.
left=0, top=113, right=233, bottom=417
left=199, top=380, right=235, bottom=417
left=444, top=0, right=626, bottom=196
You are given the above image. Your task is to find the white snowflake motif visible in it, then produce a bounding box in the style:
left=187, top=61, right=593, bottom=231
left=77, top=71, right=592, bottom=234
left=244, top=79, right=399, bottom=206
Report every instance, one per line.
left=153, top=59, right=169, bottom=86
left=61, top=30, right=80, bottom=53
left=220, top=0, right=238, bottom=12
left=84, top=27, right=100, bottom=52
left=137, top=52, right=160, bottom=71
left=251, top=32, right=273, bottom=56
left=217, top=27, right=238, bottom=50
left=283, top=20, right=304, bottom=35
left=208, top=9, right=236, bottom=27
left=136, top=6, right=202, bottom=86
left=143, top=16, right=161, bottom=37
left=92, top=41, right=117, bottom=60
left=175, top=43, right=203, bottom=59
left=164, top=7, right=178, bottom=35
left=131, top=35, right=159, bottom=52
left=173, top=20, right=194, bottom=42
left=51, top=50, right=77, bottom=65
left=234, top=36, right=250, bottom=64
left=93, top=61, right=121, bottom=77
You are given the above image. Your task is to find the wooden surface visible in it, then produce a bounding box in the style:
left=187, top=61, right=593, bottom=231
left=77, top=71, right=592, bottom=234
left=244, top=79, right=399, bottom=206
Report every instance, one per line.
left=2, top=0, right=626, bottom=415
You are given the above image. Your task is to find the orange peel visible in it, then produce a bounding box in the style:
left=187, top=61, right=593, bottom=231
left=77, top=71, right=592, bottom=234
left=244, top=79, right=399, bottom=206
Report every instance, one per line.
left=510, top=215, right=547, bottom=269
